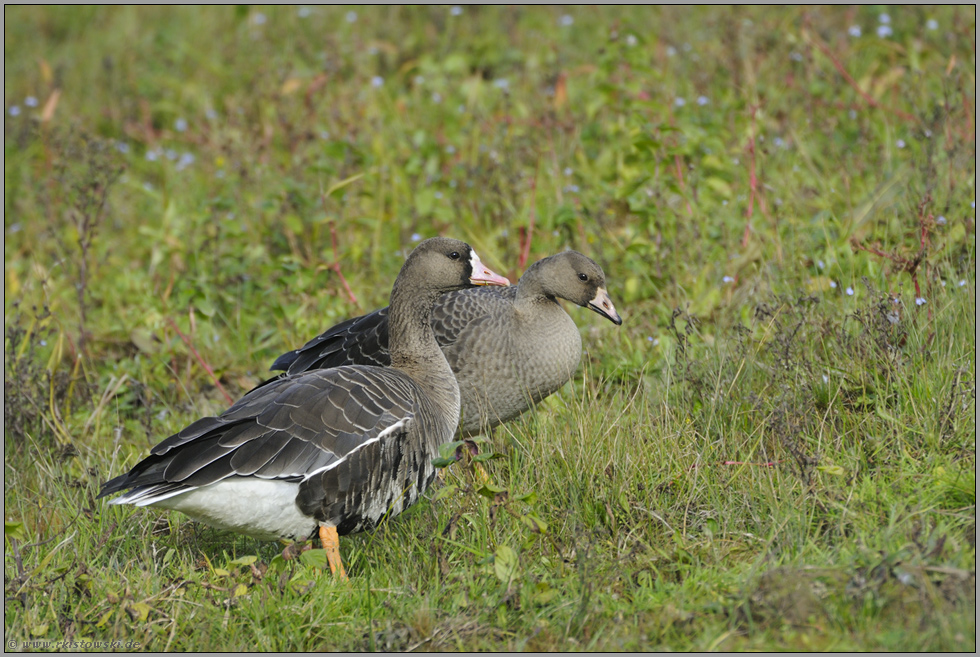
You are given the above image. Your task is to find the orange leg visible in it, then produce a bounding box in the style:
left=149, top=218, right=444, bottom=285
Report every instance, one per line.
left=319, top=525, right=348, bottom=579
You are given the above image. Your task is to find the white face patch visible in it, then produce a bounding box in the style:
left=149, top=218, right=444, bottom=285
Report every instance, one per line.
left=469, top=250, right=484, bottom=277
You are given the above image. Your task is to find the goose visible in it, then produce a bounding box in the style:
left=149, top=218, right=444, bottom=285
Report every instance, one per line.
left=269, top=251, right=622, bottom=436
left=99, top=237, right=510, bottom=577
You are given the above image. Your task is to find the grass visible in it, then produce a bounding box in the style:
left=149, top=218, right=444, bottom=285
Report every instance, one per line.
left=4, top=5, right=976, bottom=651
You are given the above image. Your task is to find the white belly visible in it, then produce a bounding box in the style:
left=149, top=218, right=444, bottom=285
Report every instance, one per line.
left=153, top=478, right=317, bottom=541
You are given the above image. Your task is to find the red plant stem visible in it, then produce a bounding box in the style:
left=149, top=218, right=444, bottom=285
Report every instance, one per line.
left=166, top=316, right=234, bottom=405
left=964, top=92, right=975, bottom=143
left=329, top=221, right=359, bottom=307
left=808, top=33, right=917, bottom=124
left=741, top=107, right=759, bottom=248
left=673, top=154, right=694, bottom=218
left=518, top=176, right=537, bottom=270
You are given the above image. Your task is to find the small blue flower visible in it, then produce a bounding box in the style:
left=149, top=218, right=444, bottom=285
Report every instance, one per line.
left=674, top=97, right=686, bottom=107
left=696, top=95, right=709, bottom=106
left=896, top=139, right=905, bottom=148
left=434, top=191, right=443, bottom=199
left=116, top=141, right=130, bottom=154
left=450, top=5, right=462, bottom=16
left=206, top=109, right=217, bottom=120
left=877, top=25, right=893, bottom=38
left=879, top=13, right=890, bottom=24
left=846, top=287, right=854, bottom=296
left=848, top=25, right=862, bottom=37
left=666, top=46, right=677, bottom=57
left=817, top=260, right=825, bottom=270
left=722, top=276, right=735, bottom=283
left=411, top=233, right=422, bottom=242
left=493, top=78, right=510, bottom=90
left=345, top=10, right=357, bottom=22
left=297, top=6, right=312, bottom=18
left=959, top=280, right=967, bottom=287
left=252, top=12, right=266, bottom=25
left=431, top=92, right=442, bottom=103
left=445, top=145, right=456, bottom=154
left=24, top=96, right=38, bottom=107
left=915, top=297, right=926, bottom=306
left=371, top=76, right=384, bottom=87
left=564, top=167, right=573, bottom=176
left=926, top=18, right=938, bottom=30
left=8, top=105, right=21, bottom=116
left=559, top=14, right=573, bottom=26
left=830, top=281, right=837, bottom=288
left=175, top=117, right=188, bottom=132
left=936, top=215, right=947, bottom=225
left=146, top=150, right=159, bottom=162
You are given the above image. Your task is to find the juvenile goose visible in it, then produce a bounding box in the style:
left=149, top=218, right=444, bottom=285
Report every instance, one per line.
left=99, top=238, right=510, bottom=577
left=270, top=251, right=622, bottom=436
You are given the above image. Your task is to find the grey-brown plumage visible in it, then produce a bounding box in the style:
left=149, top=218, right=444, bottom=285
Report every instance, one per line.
left=270, top=251, right=622, bottom=436
left=99, top=238, right=510, bottom=544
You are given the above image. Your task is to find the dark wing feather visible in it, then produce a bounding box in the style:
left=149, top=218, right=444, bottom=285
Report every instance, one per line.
left=98, top=366, right=419, bottom=501
left=269, top=286, right=520, bottom=375
left=270, top=308, right=392, bottom=373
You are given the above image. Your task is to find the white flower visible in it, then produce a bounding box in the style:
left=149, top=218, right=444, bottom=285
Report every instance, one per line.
left=626, top=34, right=638, bottom=47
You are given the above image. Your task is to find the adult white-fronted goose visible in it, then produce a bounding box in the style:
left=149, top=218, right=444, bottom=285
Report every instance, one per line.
left=99, top=237, right=510, bottom=577
left=270, top=251, right=622, bottom=436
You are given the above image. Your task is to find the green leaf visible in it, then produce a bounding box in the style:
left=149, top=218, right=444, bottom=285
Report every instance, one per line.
left=129, top=601, right=151, bottom=622
left=521, top=513, right=548, bottom=534
left=5, top=520, right=26, bottom=543
left=477, top=484, right=508, bottom=499
left=472, top=451, right=505, bottom=463
left=494, top=545, right=519, bottom=582
left=432, top=484, right=458, bottom=501
left=300, top=549, right=328, bottom=569
left=228, top=555, right=258, bottom=566
left=431, top=457, right=456, bottom=469
left=817, top=464, right=846, bottom=477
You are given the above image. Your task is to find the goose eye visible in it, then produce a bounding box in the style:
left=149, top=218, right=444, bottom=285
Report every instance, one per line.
left=449, top=251, right=461, bottom=260
left=578, top=273, right=589, bottom=282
